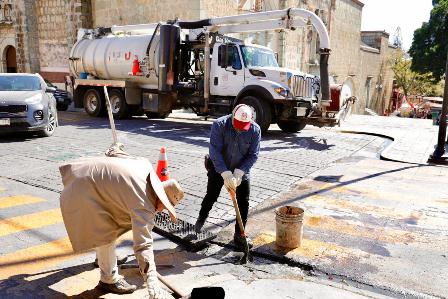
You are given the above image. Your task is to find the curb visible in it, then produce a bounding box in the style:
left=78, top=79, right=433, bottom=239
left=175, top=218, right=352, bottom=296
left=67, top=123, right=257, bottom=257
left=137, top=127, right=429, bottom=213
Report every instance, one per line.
left=338, top=129, right=429, bottom=165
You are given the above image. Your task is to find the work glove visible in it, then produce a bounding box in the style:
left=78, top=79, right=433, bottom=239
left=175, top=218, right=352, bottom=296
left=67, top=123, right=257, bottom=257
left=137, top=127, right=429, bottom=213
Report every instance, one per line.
left=233, top=168, right=244, bottom=187
left=147, top=271, right=172, bottom=299
left=221, top=171, right=237, bottom=192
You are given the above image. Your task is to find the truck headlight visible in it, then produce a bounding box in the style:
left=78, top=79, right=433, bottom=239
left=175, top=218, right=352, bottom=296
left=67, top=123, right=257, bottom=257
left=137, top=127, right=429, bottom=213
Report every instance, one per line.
left=274, top=87, right=289, bottom=97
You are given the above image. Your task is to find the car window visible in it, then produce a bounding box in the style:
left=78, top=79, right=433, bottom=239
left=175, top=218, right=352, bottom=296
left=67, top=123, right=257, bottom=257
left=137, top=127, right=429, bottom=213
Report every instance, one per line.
left=44, top=79, right=56, bottom=88
left=218, top=45, right=242, bottom=70
left=0, top=76, right=41, bottom=91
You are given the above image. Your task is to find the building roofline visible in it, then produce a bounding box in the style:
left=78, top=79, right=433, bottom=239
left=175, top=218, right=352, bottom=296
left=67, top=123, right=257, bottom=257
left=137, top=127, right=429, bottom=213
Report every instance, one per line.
left=361, top=30, right=390, bottom=37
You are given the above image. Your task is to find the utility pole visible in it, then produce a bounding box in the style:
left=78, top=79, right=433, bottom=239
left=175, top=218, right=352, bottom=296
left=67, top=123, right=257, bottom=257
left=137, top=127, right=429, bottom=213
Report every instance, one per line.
left=431, top=50, right=448, bottom=160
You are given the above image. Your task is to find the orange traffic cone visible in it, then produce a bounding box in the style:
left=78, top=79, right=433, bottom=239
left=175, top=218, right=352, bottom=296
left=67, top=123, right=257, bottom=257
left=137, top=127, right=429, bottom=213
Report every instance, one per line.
left=156, top=147, right=170, bottom=182
left=132, top=55, right=141, bottom=76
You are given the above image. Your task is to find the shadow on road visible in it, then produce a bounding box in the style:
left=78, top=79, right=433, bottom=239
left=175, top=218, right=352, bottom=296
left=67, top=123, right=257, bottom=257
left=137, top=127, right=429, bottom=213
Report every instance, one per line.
left=0, top=245, right=223, bottom=298
left=54, top=111, right=337, bottom=152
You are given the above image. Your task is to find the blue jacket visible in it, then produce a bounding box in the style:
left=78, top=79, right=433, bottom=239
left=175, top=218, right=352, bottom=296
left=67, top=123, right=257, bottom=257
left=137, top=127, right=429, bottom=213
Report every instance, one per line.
left=209, top=115, right=261, bottom=180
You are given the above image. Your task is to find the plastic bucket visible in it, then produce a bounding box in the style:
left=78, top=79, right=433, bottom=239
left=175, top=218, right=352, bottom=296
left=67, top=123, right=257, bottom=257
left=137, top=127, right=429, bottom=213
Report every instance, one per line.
left=79, top=72, right=88, bottom=79
left=275, top=206, right=304, bottom=249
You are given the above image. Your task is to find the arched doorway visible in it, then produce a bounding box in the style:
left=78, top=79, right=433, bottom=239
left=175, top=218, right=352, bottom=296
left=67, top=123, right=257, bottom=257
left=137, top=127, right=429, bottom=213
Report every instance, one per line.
left=5, top=46, right=17, bottom=73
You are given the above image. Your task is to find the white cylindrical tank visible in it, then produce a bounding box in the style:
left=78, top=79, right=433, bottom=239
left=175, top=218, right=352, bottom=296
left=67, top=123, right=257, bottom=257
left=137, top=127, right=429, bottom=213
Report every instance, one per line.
left=69, top=34, right=160, bottom=88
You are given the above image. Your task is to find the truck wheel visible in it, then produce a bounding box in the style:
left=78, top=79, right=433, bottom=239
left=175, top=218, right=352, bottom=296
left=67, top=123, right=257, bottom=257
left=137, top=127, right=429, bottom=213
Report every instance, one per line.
left=83, top=89, right=104, bottom=117
left=278, top=120, right=306, bottom=133
left=145, top=112, right=170, bottom=119
left=239, top=96, right=271, bottom=134
left=108, top=89, right=130, bottom=119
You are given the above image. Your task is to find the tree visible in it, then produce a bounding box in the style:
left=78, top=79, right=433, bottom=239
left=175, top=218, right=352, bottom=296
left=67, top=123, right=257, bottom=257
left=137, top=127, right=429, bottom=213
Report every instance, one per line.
left=390, top=52, right=435, bottom=99
left=409, top=0, right=448, bottom=81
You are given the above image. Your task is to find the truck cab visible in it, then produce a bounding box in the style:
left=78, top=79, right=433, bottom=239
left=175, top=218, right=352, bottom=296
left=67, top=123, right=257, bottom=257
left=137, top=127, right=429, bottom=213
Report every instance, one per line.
left=207, top=39, right=320, bottom=133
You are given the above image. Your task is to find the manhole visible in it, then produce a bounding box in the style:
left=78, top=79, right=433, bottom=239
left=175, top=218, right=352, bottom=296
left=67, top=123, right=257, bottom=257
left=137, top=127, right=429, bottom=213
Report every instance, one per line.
left=154, top=212, right=216, bottom=250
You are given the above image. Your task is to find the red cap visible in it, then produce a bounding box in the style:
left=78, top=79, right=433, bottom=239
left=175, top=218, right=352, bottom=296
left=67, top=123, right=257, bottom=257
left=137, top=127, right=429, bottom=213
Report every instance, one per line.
left=232, top=104, right=253, bottom=131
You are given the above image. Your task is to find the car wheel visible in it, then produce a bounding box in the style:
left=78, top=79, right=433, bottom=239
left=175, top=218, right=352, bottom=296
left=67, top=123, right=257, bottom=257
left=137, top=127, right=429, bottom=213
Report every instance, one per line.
left=277, top=120, right=306, bottom=133
left=57, top=103, right=69, bottom=111
left=38, top=107, right=57, bottom=137
left=108, top=89, right=130, bottom=119
left=83, top=89, right=104, bottom=117
left=239, top=96, right=272, bottom=134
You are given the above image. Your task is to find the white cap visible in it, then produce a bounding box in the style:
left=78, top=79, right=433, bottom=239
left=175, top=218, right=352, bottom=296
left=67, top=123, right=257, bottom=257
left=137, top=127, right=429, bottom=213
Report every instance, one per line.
left=232, top=104, right=253, bottom=131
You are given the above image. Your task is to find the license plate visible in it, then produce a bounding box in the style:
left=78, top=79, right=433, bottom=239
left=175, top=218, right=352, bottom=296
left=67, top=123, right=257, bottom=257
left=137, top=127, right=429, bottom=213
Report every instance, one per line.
left=0, top=118, right=10, bottom=126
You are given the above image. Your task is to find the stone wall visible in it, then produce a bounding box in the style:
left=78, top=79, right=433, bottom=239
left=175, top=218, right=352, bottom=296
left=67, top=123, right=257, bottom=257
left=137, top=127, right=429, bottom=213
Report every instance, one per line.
left=37, top=0, right=92, bottom=82
left=92, top=0, right=201, bottom=27
left=0, top=24, right=16, bottom=73
left=358, top=31, right=396, bottom=115
left=36, top=0, right=70, bottom=73
left=200, top=0, right=238, bottom=18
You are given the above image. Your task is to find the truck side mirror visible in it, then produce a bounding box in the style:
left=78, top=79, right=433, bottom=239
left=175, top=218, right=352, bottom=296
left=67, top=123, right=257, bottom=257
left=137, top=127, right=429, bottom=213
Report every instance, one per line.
left=219, top=44, right=229, bottom=68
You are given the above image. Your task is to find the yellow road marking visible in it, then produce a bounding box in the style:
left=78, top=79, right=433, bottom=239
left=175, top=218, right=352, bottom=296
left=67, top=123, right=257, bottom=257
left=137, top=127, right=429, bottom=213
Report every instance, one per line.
left=0, top=208, right=62, bottom=237
left=0, top=237, right=79, bottom=280
left=0, top=187, right=5, bottom=192
left=0, top=195, right=45, bottom=209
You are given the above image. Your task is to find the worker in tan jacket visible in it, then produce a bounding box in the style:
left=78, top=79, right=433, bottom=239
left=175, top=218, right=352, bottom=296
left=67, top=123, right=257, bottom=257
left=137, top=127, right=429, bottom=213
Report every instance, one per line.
left=59, top=155, right=184, bottom=298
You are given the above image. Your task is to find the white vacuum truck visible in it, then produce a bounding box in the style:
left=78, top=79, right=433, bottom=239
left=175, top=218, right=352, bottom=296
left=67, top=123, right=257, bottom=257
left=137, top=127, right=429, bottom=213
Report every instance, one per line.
left=69, top=8, right=354, bottom=133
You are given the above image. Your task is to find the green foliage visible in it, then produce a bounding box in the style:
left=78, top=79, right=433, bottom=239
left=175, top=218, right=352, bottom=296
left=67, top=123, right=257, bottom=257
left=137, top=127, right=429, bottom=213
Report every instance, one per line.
left=390, top=52, right=438, bottom=97
left=409, top=0, right=448, bottom=81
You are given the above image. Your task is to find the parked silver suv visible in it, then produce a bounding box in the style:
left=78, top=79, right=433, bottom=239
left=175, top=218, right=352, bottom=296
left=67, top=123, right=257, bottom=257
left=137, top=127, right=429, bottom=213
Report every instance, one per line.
left=0, top=73, right=58, bottom=137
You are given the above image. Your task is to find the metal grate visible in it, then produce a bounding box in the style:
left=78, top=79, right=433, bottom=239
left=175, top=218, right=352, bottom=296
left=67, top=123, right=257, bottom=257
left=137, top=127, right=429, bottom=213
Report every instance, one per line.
left=0, top=105, right=27, bottom=113
left=154, top=212, right=216, bottom=250
left=290, top=75, right=318, bottom=98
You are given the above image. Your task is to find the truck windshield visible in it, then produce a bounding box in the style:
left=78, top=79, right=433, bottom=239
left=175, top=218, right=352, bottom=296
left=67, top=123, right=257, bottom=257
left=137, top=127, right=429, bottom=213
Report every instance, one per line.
left=240, top=46, right=278, bottom=68
left=0, top=76, right=41, bottom=91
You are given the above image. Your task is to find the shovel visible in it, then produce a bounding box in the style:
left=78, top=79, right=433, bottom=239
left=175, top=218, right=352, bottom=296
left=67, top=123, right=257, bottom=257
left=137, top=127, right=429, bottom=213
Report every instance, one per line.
left=228, top=189, right=252, bottom=264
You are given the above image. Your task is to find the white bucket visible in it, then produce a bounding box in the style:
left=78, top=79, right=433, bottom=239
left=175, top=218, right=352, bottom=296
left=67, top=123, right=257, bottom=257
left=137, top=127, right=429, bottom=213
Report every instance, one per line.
left=275, top=206, right=304, bottom=249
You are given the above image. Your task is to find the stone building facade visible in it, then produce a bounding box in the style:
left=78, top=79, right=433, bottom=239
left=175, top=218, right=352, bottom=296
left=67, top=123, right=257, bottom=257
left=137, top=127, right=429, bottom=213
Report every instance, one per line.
left=1, top=0, right=393, bottom=114
left=0, top=0, right=91, bottom=83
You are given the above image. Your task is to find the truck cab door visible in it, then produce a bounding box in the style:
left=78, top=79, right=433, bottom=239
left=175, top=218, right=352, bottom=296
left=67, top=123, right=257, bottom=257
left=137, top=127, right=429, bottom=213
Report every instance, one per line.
left=210, top=44, right=245, bottom=96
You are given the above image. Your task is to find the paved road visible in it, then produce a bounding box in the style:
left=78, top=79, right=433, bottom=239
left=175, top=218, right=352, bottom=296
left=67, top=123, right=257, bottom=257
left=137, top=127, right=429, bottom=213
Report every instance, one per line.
left=0, top=110, right=385, bottom=297
left=0, top=111, right=380, bottom=230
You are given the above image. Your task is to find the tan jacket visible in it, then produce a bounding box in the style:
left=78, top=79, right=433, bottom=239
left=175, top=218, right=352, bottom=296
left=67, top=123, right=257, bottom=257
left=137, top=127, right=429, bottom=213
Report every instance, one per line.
left=59, top=156, right=158, bottom=278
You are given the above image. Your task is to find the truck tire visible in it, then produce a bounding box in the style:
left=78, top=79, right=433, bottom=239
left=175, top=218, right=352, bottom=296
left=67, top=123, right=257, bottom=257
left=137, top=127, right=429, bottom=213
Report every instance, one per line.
left=108, top=89, right=130, bottom=119
left=83, top=89, right=104, bottom=117
left=278, top=120, right=306, bottom=133
left=145, top=112, right=170, bottom=119
left=239, top=96, right=271, bottom=134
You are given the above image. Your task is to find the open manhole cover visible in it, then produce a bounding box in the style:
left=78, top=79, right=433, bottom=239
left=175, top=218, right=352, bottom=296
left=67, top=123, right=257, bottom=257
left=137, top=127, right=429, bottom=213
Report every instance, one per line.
left=154, top=212, right=216, bottom=250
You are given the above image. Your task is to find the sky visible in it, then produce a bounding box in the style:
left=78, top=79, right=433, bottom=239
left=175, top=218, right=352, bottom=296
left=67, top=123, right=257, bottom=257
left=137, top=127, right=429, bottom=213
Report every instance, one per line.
left=360, top=0, right=434, bottom=51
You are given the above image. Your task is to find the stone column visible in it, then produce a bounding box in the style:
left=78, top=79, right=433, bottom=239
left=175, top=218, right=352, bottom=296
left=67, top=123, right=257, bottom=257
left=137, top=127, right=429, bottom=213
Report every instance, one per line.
left=13, top=0, right=40, bottom=73
left=66, top=0, right=92, bottom=54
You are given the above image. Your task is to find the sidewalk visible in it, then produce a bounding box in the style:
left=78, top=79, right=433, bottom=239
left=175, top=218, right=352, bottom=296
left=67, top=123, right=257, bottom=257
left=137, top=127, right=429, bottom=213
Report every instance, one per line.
left=0, top=231, right=391, bottom=299
left=215, top=157, right=448, bottom=298
left=338, top=115, right=438, bottom=164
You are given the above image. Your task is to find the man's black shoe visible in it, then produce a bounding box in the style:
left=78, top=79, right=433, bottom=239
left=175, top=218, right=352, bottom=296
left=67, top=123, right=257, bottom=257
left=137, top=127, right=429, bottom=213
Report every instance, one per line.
left=97, top=278, right=137, bottom=294
left=233, top=234, right=253, bottom=249
left=194, top=217, right=206, bottom=233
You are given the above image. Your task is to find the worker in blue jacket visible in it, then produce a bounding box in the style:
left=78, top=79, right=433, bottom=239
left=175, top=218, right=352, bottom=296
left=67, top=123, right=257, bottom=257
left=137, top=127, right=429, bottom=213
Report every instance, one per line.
left=194, top=104, right=261, bottom=248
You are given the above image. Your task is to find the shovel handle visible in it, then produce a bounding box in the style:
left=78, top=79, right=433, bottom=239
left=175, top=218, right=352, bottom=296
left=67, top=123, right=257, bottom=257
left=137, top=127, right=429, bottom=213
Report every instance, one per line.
left=229, top=190, right=246, bottom=237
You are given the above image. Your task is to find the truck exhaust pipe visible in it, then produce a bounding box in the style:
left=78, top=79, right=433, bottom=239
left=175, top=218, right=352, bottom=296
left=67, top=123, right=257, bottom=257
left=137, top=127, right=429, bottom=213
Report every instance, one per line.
left=158, top=24, right=181, bottom=93
left=319, top=49, right=331, bottom=105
